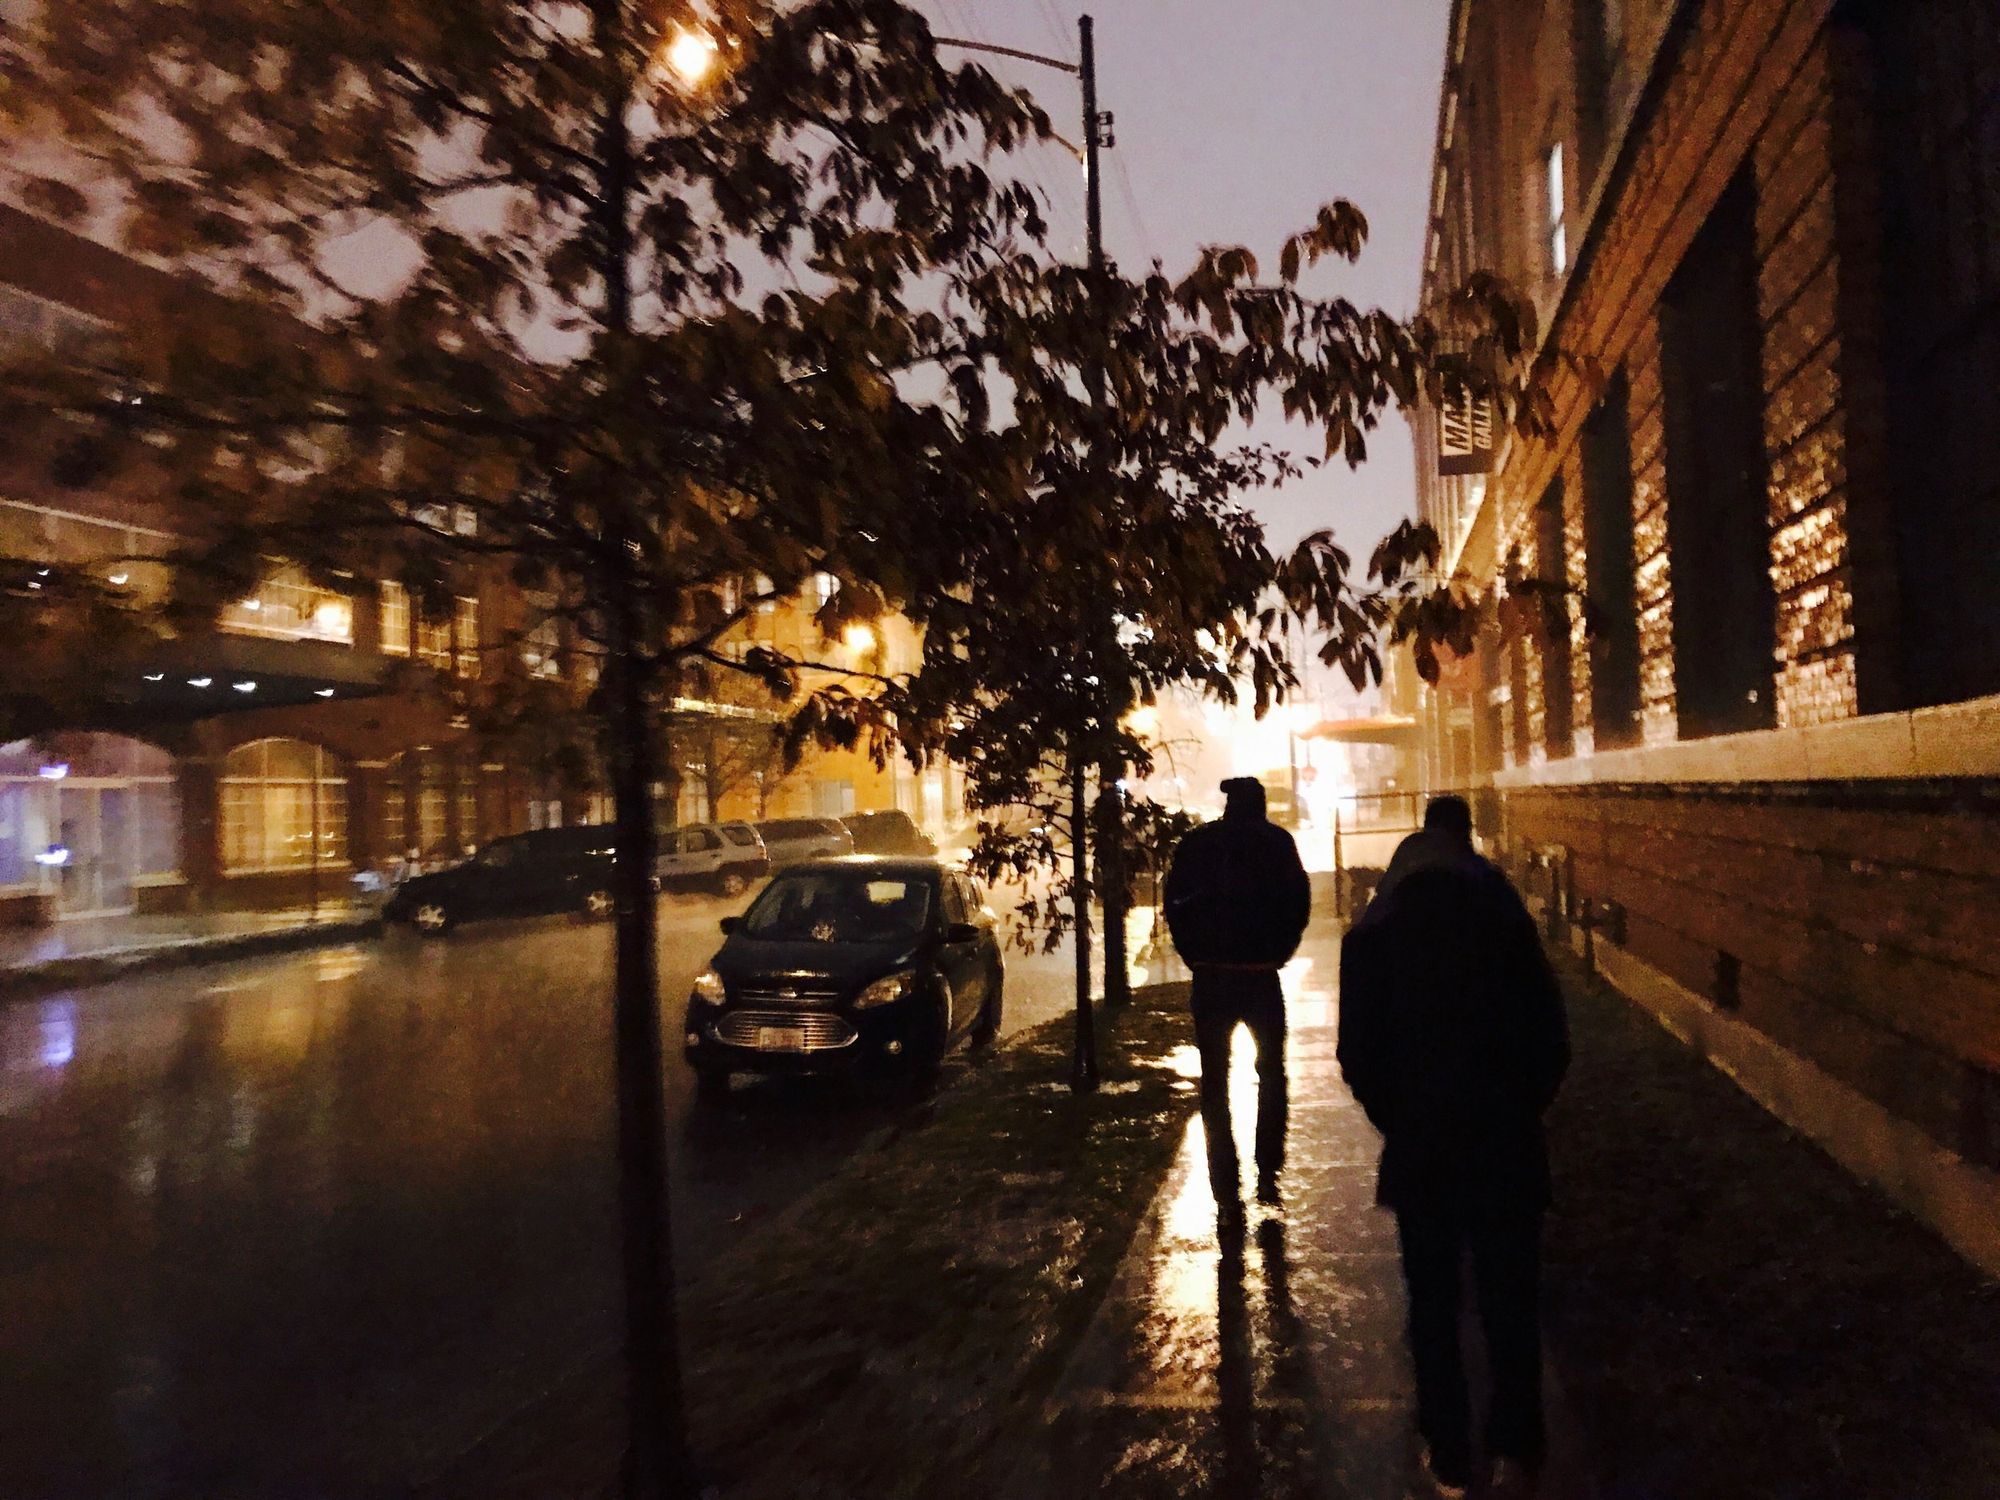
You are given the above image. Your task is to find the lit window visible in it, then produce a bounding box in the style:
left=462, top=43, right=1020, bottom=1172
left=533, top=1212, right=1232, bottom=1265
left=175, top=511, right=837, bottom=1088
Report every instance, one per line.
left=219, top=739, right=349, bottom=874
left=1546, top=142, right=1568, bottom=275
left=454, top=595, right=480, bottom=679
left=416, top=610, right=454, bottom=669
left=220, top=565, right=354, bottom=644
left=813, top=571, right=837, bottom=608
left=523, top=616, right=562, bottom=680
left=378, top=580, right=411, bottom=656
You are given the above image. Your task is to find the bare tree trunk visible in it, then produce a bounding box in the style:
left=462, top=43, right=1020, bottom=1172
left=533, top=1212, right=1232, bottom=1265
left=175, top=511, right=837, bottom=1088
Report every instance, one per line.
left=1098, top=766, right=1130, bottom=1007
left=1069, top=750, right=1100, bottom=1092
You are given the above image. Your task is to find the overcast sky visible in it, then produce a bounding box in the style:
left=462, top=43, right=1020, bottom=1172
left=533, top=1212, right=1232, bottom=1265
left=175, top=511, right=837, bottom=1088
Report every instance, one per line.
left=910, top=0, right=1452, bottom=557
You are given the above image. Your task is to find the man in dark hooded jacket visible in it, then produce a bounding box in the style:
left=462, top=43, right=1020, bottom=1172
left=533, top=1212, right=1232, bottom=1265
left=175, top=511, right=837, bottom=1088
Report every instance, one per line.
left=1164, top=777, right=1312, bottom=1227
left=1337, top=795, right=1567, bottom=1496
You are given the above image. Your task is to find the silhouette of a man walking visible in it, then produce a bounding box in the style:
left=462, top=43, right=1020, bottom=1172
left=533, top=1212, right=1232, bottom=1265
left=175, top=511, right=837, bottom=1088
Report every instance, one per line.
left=1163, top=777, right=1311, bottom=1230
left=1337, top=795, right=1568, bottom=1497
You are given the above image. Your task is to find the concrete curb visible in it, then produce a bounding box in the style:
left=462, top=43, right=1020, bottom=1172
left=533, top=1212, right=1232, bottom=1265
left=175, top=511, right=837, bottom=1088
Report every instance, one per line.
left=0, top=917, right=383, bottom=1003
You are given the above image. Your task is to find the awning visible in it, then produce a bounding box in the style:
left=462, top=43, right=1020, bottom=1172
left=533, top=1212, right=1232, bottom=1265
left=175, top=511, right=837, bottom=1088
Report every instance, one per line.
left=1299, top=714, right=1420, bottom=747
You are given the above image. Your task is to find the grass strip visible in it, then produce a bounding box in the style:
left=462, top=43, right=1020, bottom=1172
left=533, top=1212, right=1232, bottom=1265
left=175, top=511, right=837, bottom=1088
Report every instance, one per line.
left=1544, top=961, right=2000, bottom=1499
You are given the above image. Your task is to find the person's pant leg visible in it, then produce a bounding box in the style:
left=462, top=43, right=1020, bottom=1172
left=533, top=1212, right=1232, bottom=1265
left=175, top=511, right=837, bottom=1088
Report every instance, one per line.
left=1191, top=985, right=1242, bottom=1204
left=1396, top=1206, right=1472, bottom=1480
left=1243, top=974, right=1288, bottom=1186
left=1471, top=1209, right=1546, bottom=1469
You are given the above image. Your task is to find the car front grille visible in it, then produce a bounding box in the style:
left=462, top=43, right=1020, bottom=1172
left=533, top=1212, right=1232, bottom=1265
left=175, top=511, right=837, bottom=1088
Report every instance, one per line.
left=711, top=1010, right=857, bottom=1052
left=735, top=983, right=844, bottom=1008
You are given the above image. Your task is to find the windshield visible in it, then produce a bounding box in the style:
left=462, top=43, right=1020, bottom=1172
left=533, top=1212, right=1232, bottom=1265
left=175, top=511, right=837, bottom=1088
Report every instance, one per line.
left=739, top=871, right=932, bottom=944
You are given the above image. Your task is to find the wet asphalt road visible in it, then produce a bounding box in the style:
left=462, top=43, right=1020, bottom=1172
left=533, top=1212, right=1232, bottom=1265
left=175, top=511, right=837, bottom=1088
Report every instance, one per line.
left=0, top=899, right=1080, bottom=1499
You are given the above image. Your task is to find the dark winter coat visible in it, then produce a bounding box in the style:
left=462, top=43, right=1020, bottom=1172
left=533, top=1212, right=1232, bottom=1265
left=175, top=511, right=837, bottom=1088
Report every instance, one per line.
left=1336, top=841, right=1568, bottom=1214
left=1162, top=807, right=1312, bottom=969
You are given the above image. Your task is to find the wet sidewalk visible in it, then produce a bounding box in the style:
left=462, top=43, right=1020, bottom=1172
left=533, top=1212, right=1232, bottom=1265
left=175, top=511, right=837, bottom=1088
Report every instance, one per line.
left=0, top=902, right=379, bottom=998
left=1006, top=927, right=1595, bottom=1499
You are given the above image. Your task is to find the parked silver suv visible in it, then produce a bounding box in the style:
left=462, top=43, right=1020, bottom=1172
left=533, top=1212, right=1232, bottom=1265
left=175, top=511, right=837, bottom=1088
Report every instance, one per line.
left=753, top=817, right=855, bottom=869
left=656, top=821, right=769, bottom=896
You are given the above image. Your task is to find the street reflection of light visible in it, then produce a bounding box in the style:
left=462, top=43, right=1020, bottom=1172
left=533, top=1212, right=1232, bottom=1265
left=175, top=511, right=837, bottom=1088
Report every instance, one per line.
left=109, top=571, right=129, bottom=585
left=37, top=762, right=68, bottom=779
left=35, top=845, right=70, bottom=867
left=143, top=673, right=165, bottom=683
left=38, top=1001, right=75, bottom=1069
left=233, top=680, right=257, bottom=693
left=315, top=687, right=336, bottom=698
left=187, top=677, right=212, bottom=689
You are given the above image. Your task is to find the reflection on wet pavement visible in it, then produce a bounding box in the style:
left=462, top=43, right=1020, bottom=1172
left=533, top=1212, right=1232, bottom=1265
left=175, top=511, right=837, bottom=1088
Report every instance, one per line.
left=1021, top=930, right=1440, bottom=1499
left=0, top=906, right=1087, bottom=1499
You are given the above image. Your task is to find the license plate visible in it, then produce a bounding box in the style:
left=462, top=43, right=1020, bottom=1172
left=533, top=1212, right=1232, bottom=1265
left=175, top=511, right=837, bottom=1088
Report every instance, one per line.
left=757, top=1026, right=806, bottom=1053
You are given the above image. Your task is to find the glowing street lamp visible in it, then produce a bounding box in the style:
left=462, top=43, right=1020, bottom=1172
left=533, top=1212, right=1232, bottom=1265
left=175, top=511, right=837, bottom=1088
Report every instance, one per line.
left=658, top=26, right=718, bottom=87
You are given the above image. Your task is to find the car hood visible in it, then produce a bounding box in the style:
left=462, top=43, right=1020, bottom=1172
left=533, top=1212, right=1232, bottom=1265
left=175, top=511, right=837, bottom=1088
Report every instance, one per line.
left=712, top=937, right=919, bottom=989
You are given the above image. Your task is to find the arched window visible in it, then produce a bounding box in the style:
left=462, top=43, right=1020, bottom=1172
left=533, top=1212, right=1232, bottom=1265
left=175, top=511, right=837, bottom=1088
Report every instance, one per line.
left=220, top=740, right=348, bottom=874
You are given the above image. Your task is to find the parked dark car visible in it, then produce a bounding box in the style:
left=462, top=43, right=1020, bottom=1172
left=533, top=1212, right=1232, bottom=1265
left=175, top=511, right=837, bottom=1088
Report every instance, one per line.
left=684, top=856, right=1003, bottom=1097
left=384, top=825, right=617, bottom=935
left=839, top=808, right=937, bottom=856
left=754, top=816, right=855, bottom=868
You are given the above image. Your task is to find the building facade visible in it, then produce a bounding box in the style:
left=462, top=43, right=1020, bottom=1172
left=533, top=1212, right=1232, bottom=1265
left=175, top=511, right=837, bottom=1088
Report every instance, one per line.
left=1412, top=0, right=2000, bottom=1270
left=0, top=206, right=959, bottom=930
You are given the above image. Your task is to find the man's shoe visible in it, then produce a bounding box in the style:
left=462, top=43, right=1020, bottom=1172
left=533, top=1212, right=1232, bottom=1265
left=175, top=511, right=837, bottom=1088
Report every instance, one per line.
left=1418, top=1445, right=1471, bottom=1498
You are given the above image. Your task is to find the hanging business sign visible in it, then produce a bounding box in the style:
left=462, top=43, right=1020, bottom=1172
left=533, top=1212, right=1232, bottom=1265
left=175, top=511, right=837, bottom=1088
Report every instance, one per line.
left=1436, top=365, right=1495, bottom=476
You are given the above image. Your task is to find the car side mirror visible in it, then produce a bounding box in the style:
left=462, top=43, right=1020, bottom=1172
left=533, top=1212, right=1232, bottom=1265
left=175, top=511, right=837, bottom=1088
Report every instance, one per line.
left=719, top=915, right=740, bottom=935
left=945, top=921, right=980, bottom=945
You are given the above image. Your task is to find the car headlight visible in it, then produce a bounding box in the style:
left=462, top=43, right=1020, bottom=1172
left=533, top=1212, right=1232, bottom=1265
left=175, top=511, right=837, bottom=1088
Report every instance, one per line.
left=692, top=968, right=726, bottom=1006
left=854, top=970, right=915, bottom=1010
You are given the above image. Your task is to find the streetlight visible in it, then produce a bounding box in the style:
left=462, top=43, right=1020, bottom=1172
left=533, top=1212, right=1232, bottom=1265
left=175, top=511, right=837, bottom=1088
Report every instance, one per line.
left=658, top=26, right=718, bottom=87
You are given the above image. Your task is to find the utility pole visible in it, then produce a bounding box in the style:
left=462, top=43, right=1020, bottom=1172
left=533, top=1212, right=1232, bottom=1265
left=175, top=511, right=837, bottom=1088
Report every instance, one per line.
left=1080, top=14, right=1133, bottom=1016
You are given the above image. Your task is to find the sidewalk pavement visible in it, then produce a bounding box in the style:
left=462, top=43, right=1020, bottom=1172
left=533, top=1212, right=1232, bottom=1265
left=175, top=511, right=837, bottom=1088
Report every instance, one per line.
left=1005, top=925, right=1596, bottom=1500
left=0, top=902, right=380, bottom=998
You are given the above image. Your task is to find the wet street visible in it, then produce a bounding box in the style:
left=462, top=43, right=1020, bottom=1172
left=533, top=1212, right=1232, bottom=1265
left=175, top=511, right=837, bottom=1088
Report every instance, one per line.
left=0, top=900, right=1081, bottom=1499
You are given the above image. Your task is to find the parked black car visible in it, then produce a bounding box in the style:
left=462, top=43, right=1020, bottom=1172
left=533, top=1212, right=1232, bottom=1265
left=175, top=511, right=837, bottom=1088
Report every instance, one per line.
left=684, top=856, right=1003, bottom=1097
left=384, top=825, right=617, bottom=935
left=839, top=808, right=938, bottom=856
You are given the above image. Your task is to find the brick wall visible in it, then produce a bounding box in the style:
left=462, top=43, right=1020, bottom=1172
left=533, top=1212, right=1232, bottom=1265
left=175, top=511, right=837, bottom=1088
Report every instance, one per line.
left=1508, top=781, right=2000, bottom=1172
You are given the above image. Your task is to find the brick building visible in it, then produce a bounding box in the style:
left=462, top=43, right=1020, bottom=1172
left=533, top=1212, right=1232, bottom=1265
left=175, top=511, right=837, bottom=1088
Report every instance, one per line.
left=0, top=205, right=956, bottom=930
left=1410, top=0, right=2000, bottom=1270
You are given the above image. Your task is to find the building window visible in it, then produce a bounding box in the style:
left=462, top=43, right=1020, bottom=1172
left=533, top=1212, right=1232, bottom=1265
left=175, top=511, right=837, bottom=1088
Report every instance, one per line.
left=378, top=580, right=411, bottom=656
left=1534, top=483, right=1574, bottom=760
left=1581, top=374, right=1643, bottom=749
left=1658, top=168, right=1775, bottom=740
left=416, top=610, right=454, bottom=670
left=382, top=755, right=408, bottom=858
left=220, top=566, right=354, bottom=644
left=457, top=771, right=479, bottom=851
left=219, top=739, right=348, bottom=874
left=1853, top=0, right=2000, bottom=706
left=1545, top=142, right=1568, bottom=275
left=418, top=756, right=448, bottom=856
left=454, top=595, right=480, bottom=679
left=813, top=571, right=837, bottom=608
